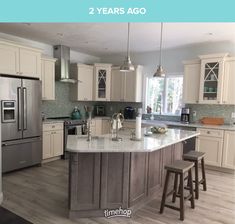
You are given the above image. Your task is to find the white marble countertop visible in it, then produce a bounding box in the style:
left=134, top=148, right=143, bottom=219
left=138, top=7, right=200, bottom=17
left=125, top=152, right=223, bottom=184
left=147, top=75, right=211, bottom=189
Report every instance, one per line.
left=66, top=128, right=200, bottom=153
left=125, top=119, right=235, bottom=131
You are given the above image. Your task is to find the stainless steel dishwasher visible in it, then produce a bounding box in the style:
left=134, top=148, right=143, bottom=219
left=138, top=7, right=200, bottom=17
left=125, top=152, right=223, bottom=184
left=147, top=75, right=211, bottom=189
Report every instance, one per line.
left=167, top=125, right=196, bottom=154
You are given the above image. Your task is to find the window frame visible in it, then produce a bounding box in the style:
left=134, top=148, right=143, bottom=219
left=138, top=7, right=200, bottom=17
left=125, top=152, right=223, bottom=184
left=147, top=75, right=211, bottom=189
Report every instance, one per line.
left=145, top=72, right=183, bottom=115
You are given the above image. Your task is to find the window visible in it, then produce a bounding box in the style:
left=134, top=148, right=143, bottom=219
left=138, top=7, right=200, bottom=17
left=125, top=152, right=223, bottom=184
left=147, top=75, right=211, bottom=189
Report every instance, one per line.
left=146, top=73, right=183, bottom=115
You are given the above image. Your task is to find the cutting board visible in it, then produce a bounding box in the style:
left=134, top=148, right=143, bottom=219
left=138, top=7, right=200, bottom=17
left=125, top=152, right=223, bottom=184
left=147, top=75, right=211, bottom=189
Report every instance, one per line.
left=200, top=117, right=224, bottom=125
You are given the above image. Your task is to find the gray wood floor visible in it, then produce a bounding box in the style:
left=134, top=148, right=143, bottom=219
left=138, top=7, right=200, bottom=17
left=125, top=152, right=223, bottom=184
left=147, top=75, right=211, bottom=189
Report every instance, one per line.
left=2, top=160, right=235, bottom=224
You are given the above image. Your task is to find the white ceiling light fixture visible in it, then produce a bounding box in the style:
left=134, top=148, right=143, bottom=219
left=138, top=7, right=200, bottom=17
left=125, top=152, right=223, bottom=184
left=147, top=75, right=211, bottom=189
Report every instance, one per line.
left=154, top=22, right=165, bottom=77
left=120, top=23, right=135, bottom=72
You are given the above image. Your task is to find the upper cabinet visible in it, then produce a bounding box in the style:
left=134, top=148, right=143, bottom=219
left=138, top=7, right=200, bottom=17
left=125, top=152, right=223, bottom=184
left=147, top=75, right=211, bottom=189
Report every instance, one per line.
left=70, top=64, right=94, bottom=101
left=223, top=58, right=235, bottom=104
left=41, top=57, right=56, bottom=100
left=183, top=60, right=200, bottom=104
left=198, top=53, right=228, bottom=104
left=0, top=41, right=42, bottom=79
left=93, top=63, right=112, bottom=101
left=111, top=65, right=143, bottom=102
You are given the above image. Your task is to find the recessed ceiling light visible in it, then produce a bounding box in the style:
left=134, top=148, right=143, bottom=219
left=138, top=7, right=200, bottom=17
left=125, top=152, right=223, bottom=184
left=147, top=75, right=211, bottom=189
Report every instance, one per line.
left=207, top=32, right=213, bottom=36
left=22, top=23, right=31, bottom=26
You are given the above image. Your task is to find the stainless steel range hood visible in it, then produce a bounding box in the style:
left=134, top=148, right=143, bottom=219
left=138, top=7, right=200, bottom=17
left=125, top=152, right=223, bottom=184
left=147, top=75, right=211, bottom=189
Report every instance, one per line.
left=53, top=45, right=77, bottom=83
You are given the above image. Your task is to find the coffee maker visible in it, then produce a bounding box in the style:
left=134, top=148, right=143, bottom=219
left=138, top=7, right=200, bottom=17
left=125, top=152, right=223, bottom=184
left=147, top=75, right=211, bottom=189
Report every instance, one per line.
left=181, top=108, right=190, bottom=123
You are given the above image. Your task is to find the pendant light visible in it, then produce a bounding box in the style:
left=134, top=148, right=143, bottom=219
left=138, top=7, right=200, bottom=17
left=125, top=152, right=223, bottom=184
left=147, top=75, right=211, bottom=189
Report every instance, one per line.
left=120, top=23, right=135, bottom=72
left=154, top=22, right=165, bottom=77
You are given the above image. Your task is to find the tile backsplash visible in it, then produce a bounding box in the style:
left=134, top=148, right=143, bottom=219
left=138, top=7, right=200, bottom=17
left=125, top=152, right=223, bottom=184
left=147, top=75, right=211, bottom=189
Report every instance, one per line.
left=186, top=104, right=235, bottom=124
left=42, top=82, right=142, bottom=119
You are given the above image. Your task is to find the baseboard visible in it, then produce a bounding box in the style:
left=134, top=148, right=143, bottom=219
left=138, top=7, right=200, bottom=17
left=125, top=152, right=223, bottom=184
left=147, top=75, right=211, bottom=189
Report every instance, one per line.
left=205, top=164, right=235, bottom=174
left=42, top=156, right=61, bottom=164
left=0, top=192, right=3, bottom=205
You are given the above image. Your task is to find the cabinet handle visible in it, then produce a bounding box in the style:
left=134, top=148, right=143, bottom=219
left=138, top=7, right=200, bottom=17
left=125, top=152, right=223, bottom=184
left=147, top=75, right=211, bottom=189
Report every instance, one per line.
left=52, top=125, right=55, bottom=128
left=196, top=100, right=199, bottom=103
left=207, top=131, right=210, bottom=134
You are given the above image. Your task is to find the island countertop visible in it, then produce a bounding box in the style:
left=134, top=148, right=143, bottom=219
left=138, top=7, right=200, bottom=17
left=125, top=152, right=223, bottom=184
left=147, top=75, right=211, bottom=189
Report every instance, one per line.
left=66, top=128, right=199, bottom=153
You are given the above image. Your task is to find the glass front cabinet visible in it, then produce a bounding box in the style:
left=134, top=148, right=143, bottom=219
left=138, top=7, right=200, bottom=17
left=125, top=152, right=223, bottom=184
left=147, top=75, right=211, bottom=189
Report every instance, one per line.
left=93, top=63, right=112, bottom=101
left=199, top=54, right=228, bottom=104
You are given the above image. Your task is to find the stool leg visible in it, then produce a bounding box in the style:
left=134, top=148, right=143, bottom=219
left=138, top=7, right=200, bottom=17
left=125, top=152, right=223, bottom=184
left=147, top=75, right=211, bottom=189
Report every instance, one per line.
left=188, top=169, right=195, bottom=209
left=160, top=170, right=170, bottom=214
left=179, top=173, right=185, bottom=221
left=195, top=161, right=199, bottom=199
left=201, top=158, right=207, bottom=191
left=172, top=173, right=178, bottom=203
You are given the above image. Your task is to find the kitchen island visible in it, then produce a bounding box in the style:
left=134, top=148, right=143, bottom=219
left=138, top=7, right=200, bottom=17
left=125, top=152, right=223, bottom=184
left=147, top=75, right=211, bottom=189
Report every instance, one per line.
left=67, top=128, right=199, bottom=219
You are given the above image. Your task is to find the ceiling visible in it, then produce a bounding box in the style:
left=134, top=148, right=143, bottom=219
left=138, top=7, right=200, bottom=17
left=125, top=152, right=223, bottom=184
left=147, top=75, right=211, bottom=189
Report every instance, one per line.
left=0, top=23, right=235, bottom=57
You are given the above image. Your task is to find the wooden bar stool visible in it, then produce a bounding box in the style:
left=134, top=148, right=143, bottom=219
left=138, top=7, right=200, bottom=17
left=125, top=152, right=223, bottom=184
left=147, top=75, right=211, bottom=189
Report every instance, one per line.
left=160, top=160, right=195, bottom=221
left=183, top=151, right=207, bottom=199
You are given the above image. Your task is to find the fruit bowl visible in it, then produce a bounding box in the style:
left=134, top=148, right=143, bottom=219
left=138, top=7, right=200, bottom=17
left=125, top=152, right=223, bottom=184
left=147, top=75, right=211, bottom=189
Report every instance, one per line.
left=151, top=126, right=168, bottom=134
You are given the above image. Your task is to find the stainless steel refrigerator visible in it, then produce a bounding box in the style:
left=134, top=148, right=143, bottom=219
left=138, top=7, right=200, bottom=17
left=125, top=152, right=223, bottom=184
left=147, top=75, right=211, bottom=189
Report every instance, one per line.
left=0, top=75, right=42, bottom=173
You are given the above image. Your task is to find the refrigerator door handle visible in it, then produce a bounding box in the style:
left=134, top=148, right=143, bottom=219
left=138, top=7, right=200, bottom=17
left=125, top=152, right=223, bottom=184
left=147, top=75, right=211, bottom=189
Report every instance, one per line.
left=17, top=87, right=22, bottom=131
left=23, top=87, right=27, bottom=130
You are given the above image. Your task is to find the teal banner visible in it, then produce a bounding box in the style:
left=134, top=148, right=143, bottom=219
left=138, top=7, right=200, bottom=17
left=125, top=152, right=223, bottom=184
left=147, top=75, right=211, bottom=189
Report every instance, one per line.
left=0, top=0, right=235, bottom=22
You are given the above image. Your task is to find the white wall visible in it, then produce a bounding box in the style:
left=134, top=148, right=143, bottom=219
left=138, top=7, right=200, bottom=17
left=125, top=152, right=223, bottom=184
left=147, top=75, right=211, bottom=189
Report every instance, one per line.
left=0, top=32, right=101, bottom=64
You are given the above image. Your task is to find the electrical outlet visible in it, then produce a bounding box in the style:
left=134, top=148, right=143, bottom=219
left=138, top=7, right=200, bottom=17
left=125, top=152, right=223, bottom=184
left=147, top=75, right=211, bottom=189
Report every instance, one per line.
left=192, top=111, right=197, bottom=117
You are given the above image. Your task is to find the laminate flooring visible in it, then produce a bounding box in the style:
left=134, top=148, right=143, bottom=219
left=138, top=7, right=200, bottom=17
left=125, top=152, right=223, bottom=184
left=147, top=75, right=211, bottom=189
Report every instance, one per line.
left=2, top=160, right=235, bottom=224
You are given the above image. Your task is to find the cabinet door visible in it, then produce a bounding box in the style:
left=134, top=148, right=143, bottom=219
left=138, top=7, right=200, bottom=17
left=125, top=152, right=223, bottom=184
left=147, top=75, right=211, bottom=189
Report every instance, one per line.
left=94, top=65, right=111, bottom=101
left=183, top=62, right=200, bottom=103
left=100, top=153, right=130, bottom=209
left=52, top=130, right=64, bottom=157
left=196, top=136, right=223, bottom=167
left=41, top=59, right=55, bottom=100
left=69, top=153, right=101, bottom=210
left=124, top=66, right=143, bottom=102
left=0, top=43, right=19, bottom=75
left=102, top=119, right=110, bottom=134
left=19, top=48, right=41, bottom=78
left=147, top=150, right=162, bottom=196
left=78, top=65, right=93, bottom=101
left=42, top=131, right=53, bottom=159
left=223, top=60, right=235, bottom=104
left=222, top=131, right=235, bottom=169
left=129, top=152, right=148, bottom=207
left=111, top=68, right=125, bottom=101
left=199, top=59, right=223, bottom=104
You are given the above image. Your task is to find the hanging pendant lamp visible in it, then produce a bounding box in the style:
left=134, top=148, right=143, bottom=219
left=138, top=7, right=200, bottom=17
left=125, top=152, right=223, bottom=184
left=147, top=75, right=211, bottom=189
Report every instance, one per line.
left=120, top=23, right=135, bottom=72
left=154, top=22, right=165, bottom=77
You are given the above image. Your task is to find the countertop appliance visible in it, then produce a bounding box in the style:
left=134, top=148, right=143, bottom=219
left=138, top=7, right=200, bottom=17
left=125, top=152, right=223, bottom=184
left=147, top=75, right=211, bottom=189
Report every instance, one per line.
left=124, top=107, right=135, bottom=119
left=94, top=105, right=105, bottom=116
left=181, top=107, right=190, bottom=124
left=0, top=75, right=42, bottom=173
left=47, top=117, right=86, bottom=159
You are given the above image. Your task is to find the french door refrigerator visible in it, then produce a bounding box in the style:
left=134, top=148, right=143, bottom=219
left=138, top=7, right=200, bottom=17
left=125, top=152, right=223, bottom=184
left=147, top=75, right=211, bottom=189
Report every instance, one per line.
left=0, top=75, right=42, bottom=173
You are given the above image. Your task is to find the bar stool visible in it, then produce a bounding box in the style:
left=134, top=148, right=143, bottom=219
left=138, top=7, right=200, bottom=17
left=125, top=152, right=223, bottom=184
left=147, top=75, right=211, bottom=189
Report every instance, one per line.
left=160, top=160, right=195, bottom=221
left=183, top=151, right=207, bottom=199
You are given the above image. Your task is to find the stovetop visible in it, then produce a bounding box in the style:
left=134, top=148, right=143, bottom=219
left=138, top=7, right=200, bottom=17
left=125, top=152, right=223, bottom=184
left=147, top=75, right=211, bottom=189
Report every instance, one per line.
left=47, top=117, right=86, bottom=126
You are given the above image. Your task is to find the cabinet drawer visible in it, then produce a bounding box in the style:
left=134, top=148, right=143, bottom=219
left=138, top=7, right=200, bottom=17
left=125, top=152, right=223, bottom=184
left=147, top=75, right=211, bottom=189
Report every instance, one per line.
left=197, top=128, right=224, bottom=138
left=43, top=123, right=64, bottom=131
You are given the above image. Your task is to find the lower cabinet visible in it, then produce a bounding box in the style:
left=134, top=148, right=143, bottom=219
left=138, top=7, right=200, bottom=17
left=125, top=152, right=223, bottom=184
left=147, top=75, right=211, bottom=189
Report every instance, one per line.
left=222, top=131, right=235, bottom=169
left=129, top=152, right=148, bottom=207
left=42, top=123, right=64, bottom=160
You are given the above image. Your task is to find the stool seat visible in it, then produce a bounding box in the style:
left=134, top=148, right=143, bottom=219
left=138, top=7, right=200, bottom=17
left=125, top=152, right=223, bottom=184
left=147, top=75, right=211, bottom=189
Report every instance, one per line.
left=183, top=151, right=205, bottom=161
left=165, top=160, right=194, bottom=173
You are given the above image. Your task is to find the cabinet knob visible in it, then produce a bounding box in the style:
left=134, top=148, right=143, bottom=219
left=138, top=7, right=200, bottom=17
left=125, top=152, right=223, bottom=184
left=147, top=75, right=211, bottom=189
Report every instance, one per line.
left=207, top=131, right=210, bottom=134
left=52, top=125, right=55, bottom=128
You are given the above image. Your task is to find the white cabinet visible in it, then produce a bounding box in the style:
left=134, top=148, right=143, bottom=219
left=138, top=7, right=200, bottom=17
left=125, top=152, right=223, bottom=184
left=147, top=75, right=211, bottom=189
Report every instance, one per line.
left=70, top=64, right=94, bottom=101
left=0, top=43, right=19, bottom=75
left=93, top=63, right=112, bottom=101
left=41, top=57, right=56, bottom=100
left=222, top=131, right=235, bottom=169
left=19, top=48, right=41, bottom=78
left=198, top=53, right=228, bottom=104
left=111, top=65, right=143, bottom=102
left=0, top=41, right=42, bottom=78
left=182, top=60, right=200, bottom=104
left=223, top=59, right=235, bottom=104
left=90, top=118, right=111, bottom=135
left=196, top=128, right=224, bottom=167
left=42, top=123, right=64, bottom=160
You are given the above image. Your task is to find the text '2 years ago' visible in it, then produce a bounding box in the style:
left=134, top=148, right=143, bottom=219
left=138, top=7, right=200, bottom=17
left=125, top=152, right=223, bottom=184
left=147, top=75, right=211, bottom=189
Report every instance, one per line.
left=89, top=7, right=147, bottom=15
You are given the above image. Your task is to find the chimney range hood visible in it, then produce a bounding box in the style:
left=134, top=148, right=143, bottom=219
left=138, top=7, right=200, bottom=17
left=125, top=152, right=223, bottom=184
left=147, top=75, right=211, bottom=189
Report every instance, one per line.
left=53, top=45, right=77, bottom=83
